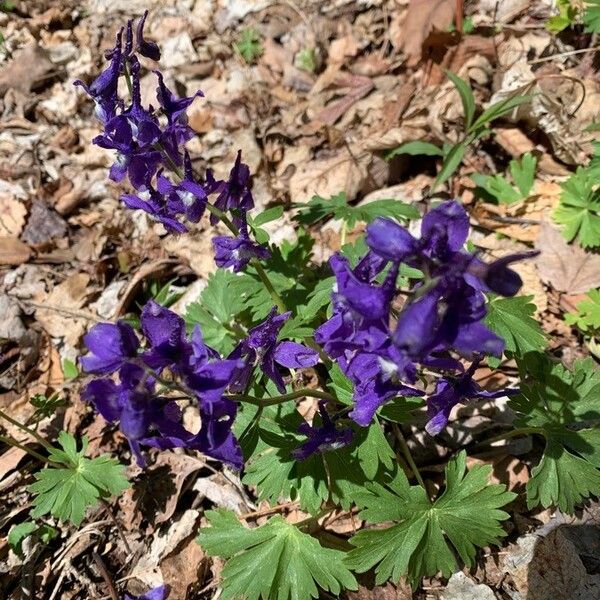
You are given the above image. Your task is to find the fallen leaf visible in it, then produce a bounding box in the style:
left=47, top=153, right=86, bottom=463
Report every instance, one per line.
left=289, top=145, right=372, bottom=203
left=393, top=0, right=455, bottom=66
left=160, top=535, right=208, bottom=600
left=346, top=580, right=412, bottom=599
left=0, top=196, right=27, bottom=237
left=0, top=44, right=57, bottom=95
left=34, top=273, right=91, bottom=344
left=133, top=453, right=204, bottom=525
left=21, top=201, right=68, bottom=245
left=535, top=223, right=600, bottom=294
left=0, top=237, right=31, bottom=266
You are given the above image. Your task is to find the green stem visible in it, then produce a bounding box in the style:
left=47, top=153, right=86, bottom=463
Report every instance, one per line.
left=154, top=144, right=288, bottom=313
left=477, top=426, right=545, bottom=447
left=228, top=388, right=335, bottom=407
left=0, top=409, right=55, bottom=453
left=392, top=424, right=427, bottom=492
left=251, top=259, right=287, bottom=313
left=0, top=435, right=53, bottom=466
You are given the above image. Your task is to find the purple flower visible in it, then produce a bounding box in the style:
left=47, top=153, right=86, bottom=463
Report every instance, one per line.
left=80, top=321, right=139, bottom=374
left=346, top=352, right=422, bottom=426
left=468, top=251, right=540, bottom=297
left=184, top=326, right=242, bottom=402
left=292, top=401, right=353, bottom=460
left=82, top=363, right=162, bottom=466
left=425, top=360, right=518, bottom=435
left=207, top=151, right=254, bottom=225
left=135, top=11, right=161, bottom=62
left=125, top=584, right=170, bottom=600
left=157, top=154, right=207, bottom=223
left=121, top=179, right=188, bottom=233
left=213, top=218, right=270, bottom=272
left=229, top=308, right=319, bottom=393
left=142, top=397, right=243, bottom=470
left=140, top=300, right=191, bottom=370
left=74, top=28, right=123, bottom=124
left=156, top=71, right=203, bottom=125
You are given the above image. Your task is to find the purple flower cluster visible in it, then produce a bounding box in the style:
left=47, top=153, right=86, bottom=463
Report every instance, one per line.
left=316, top=201, right=532, bottom=434
left=75, top=12, right=267, bottom=271
left=80, top=302, right=319, bottom=468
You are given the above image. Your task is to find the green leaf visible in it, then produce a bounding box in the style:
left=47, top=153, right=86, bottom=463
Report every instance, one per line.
left=198, top=510, right=358, bottom=600
left=445, top=70, right=476, bottom=130
left=235, top=28, right=262, bottom=63
left=553, top=166, right=600, bottom=248
left=251, top=206, right=284, bottom=227
left=565, top=289, right=600, bottom=333
left=185, top=270, right=245, bottom=354
left=469, top=94, right=531, bottom=132
left=473, top=153, right=535, bottom=205
left=346, top=451, right=515, bottom=587
left=584, top=0, right=600, bottom=32
left=485, top=296, right=547, bottom=361
left=527, top=441, right=600, bottom=514
left=511, top=354, right=600, bottom=513
left=62, top=358, right=79, bottom=380
left=8, top=522, right=37, bottom=556
left=432, top=141, right=467, bottom=192
left=472, top=172, right=522, bottom=205
left=29, top=432, right=128, bottom=526
left=510, top=152, right=537, bottom=197
left=546, top=0, right=578, bottom=33
left=354, top=419, right=395, bottom=480
left=385, top=141, right=444, bottom=160
left=296, top=48, right=317, bottom=72
left=295, top=193, right=418, bottom=228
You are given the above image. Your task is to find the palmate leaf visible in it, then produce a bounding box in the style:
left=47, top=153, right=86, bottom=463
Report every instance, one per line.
left=553, top=166, right=600, bottom=248
left=295, top=192, right=418, bottom=228
left=346, top=451, right=515, bottom=587
left=565, top=288, right=600, bottom=333
left=485, top=295, right=547, bottom=366
left=29, top=432, right=128, bottom=526
left=584, top=0, right=600, bottom=32
left=184, top=269, right=246, bottom=354
left=198, top=510, right=357, bottom=600
left=511, top=354, right=600, bottom=513
left=239, top=399, right=393, bottom=515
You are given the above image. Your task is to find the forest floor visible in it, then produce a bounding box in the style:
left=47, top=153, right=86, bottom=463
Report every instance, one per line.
left=1, top=0, right=600, bottom=598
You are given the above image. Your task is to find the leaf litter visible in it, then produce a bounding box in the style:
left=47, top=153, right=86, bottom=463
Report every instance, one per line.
left=1, top=0, right=600, bottom=598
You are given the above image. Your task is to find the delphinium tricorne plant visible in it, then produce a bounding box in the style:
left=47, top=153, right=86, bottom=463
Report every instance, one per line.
left=6, top=11, right=600, bottom=600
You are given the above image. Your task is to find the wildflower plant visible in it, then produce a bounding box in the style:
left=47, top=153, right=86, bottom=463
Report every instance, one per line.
left=3, top=11, right=599, bottom=599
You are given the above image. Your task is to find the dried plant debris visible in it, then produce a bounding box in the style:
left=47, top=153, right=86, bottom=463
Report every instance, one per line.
left=1, top=2, right=600, bottom=599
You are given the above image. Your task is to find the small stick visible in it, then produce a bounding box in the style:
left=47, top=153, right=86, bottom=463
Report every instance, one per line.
left=92, top=551, right=119, bottom=600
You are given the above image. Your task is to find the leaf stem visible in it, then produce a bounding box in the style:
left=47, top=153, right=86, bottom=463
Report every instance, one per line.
left=0, top=435, right=53, bottom=466
left=228, top=388, right=335, bottom=406
left=250, top=259, right=287, bottom=313
left=477, top=426, right=545, bottom=447
left=392, top=424, right=427, bottom=493
left=0, top=409, right=55, bottom=453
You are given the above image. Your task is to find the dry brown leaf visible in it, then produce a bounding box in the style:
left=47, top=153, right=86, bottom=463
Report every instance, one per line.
left=34, top=273, right=91, bottom=344
left=346, top=581, right=413, bottom=600
left=0, top=44, right=57, bottom=94
left=289, top=146, right=372, bottom=203
left=0, top=197, right=27, bottom=237
left=0, top=237, right=31, bottom=266
left=535, top=223, right=600, bottom=294
left=133, top=453, right=204, bottom=525
left=393, top=0, right=455, bottom=66
left=160, top=535, right=208, bottom=600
